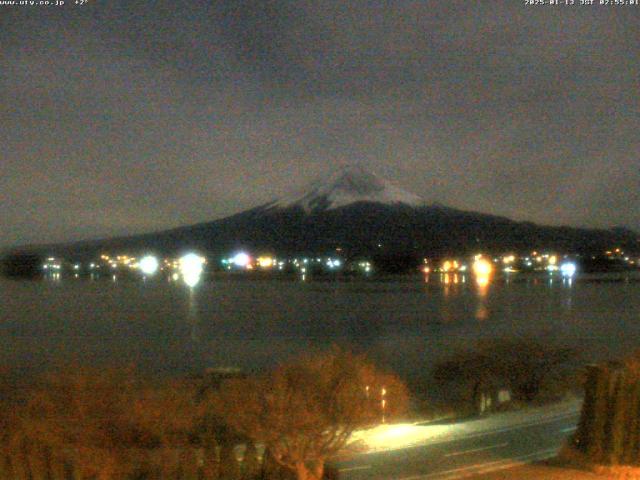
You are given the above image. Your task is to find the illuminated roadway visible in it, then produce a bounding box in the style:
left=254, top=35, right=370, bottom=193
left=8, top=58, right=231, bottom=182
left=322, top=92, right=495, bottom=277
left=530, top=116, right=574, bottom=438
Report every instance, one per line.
left=334, top=402, right=581, bottom=479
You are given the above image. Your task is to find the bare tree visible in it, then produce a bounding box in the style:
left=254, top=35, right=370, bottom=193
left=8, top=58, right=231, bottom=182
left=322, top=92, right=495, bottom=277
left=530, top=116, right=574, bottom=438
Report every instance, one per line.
left=211, top=348, right=409, bottom=480
left=433, top=338, right=577, bottom=413
left=8, top=366, right=201, bottom=479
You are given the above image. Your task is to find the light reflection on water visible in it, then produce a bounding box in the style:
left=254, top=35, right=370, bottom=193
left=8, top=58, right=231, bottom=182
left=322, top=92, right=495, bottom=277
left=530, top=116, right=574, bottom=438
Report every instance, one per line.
left=183, top=272, right=202, bottom=288
left=187, top=285, right=200, bottom=343
left=3, top=272, right=640, bottom=390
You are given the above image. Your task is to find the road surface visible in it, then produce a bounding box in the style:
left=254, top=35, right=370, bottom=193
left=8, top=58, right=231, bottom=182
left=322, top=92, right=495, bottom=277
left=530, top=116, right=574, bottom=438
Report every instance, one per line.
left=334, top=402, right=581, bottom=479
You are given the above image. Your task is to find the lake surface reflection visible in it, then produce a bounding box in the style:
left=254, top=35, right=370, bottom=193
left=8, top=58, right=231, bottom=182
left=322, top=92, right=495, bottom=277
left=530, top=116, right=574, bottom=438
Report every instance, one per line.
left=2, top=273, right=640, bottom=391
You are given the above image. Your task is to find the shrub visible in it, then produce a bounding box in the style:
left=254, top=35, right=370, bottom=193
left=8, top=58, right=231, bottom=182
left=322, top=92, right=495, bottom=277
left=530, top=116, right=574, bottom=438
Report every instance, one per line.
left=433, top=338, right=577, bottom=414
left=209, top=347, right=409, bottom=480
left=2, top=366, right=205, bottom=479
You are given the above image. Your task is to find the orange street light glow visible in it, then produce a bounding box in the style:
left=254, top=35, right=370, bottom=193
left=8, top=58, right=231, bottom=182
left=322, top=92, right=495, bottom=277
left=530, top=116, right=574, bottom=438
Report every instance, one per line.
left=257, top=256, right=274, bottom=268
left=473, top=258, right=493, bottom=276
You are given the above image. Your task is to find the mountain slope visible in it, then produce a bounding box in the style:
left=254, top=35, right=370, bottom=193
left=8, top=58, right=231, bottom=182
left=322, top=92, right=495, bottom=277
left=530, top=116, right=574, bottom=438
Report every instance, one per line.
left=8, top=167, right=640, bottom=259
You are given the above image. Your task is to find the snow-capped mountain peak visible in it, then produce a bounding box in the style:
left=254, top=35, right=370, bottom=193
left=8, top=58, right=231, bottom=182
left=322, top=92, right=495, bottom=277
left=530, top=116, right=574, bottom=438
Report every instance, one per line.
left=273, top=166, right=424, bottom=212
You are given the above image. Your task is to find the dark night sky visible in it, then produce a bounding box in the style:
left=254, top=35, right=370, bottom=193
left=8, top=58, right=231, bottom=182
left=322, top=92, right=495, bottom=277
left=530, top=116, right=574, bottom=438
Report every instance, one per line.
left=1, top=0, right=638, bottom=247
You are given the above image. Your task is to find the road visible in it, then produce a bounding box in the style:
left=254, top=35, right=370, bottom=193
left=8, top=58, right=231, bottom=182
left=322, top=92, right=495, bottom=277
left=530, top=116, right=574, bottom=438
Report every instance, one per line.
left=334, top=402, right=581, bottom=479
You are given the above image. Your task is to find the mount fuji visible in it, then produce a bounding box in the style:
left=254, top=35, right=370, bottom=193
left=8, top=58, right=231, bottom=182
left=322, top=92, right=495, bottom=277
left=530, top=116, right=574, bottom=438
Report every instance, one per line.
left=9, top=166, right=639, bottom=260
left=270, top=166, right=423, bottom=212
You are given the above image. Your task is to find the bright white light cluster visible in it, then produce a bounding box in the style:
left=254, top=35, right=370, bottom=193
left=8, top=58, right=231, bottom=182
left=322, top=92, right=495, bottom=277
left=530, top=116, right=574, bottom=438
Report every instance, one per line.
left=179, top=253, right=205, bottom=287
left=560, top=262, right=577, bottom=277
left=231, top=252, right=250, bottom=267
left=326, top=258, right=341, bottom=269
left=139, top=255, right=159, bottom=275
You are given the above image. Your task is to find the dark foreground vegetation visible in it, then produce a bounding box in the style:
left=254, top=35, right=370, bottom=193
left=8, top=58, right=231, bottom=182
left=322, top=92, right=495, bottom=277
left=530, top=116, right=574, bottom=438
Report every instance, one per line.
left=0, top=339, right=582, bottom=480
left=431, top=339, right=580, bottom=417
left=0, top=349, right=408, bottom=480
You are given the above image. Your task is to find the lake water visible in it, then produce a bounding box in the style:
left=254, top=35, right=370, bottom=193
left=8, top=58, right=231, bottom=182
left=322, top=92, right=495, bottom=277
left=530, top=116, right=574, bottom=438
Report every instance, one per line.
left=2, top=273, right=640, bottom=392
